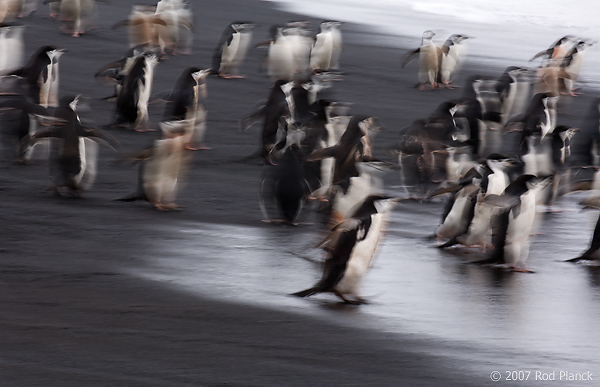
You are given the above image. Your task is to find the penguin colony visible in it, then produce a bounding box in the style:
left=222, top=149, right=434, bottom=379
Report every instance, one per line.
left=0, top=3, right=599, bottom=305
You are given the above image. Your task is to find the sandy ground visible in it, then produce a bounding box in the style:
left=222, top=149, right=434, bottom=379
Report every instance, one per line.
left=1, top=0, right=598, bottom=385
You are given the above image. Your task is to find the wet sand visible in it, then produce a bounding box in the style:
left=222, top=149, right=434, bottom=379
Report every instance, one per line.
left=1, top=1, right=599, bottom=386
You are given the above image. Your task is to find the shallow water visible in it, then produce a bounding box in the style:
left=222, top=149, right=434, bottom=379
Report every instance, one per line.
left=129, top=189, right=600, bottom=384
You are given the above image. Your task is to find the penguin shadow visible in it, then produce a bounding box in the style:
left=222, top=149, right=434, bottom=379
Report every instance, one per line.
left=292, top=294, right=381, bottom=310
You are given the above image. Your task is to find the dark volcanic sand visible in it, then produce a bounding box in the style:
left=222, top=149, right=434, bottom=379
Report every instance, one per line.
left=1, top=1, right=599, bottom=386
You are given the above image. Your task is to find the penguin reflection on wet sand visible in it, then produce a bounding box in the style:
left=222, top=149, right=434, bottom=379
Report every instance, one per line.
left=118, top=120, right=193, bottom=211
left=17, top=95, right=120, bottom=197
left=292, top=195, right=400, bottom=304
left=212, top=21, right=255, bottom=79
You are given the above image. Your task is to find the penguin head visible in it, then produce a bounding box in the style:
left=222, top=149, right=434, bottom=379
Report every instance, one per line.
left=355, top=116, right=381, bottom=135
left=190, top=68, right=211, bottom=82
left=421, top=30, right=436, bottom=42
left=231, top=22, right=256, bottom=33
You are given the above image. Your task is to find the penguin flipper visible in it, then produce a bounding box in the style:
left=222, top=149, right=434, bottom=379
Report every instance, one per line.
left=306, top=146, right=338, bottom=162
left=481, top=193, right=520, bottom=210
left=401, top=48, right=420, bottom=68
left=291, top=286, right=322, bottom=298
left=529, top=49, right=552, bottom=62
left=437, top=237, right=458, bottom=249
left=427, top=184, right=462, bottom=199
left=79, top=127, right=121, bottom=151
left=565, top=255, right=588, bottom=263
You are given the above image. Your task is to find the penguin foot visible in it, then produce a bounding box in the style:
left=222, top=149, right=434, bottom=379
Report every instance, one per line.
left=336, top=292, right=369, bottom=305
left=186, top=144, right=212, bottom=151
left=219, top=74, right=245, bottom=79
left=509, top=265, right=535, bottom=273
left=154, top=203, right=182, bottom=211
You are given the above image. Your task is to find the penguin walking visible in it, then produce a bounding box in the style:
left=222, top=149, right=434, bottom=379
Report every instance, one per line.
left=259, top=143, right=311, bottom=225
left=473, top=174, right=550, bottom=272
left=438, top=34, right=468, bottom=88
left=0, top=76, right=51, bottom=162
left=292, top=195, right=399, bottom=304
left=17, top=95, right=120, bottom=196
left=112, top=5, right=167, bottom=50
left=212, top=21, right=255, bottom=79
left=310, top=20, right=343, bottom=73
left=530, top=36, right=575, bottom=64
left=112, top=52, right=159, bottom=131
left=442, top=156, right=517, bottom=248
left=560, top=40, right=594, bottom=96
left=162, top=67, right=211, bottom=150
left=264, top=25, right=295, bottom=82
left=118, top=120, right=193, bottom=211
left=45, top=0, right=101, bottom=37
left=10, top=45, right=65, bottom=108
left=402, top=30, right=439, bottom=90
left=566, top=207, right=600, bottom=262
left=94, top=44, right=157, bottom=101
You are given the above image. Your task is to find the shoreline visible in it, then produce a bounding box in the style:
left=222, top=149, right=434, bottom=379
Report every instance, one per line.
left=1, top=0, right=599, bottom=385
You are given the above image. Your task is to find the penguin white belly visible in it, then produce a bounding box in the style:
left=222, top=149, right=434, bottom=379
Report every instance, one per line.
left=135, top=60, right=156, bottom=128
left=268, top=40, right=295, bottom=81
left=144, top=138, right=183, bottom=204
left=458, top=201, right=493, bottom=246
left=79, top=138, right=98, bottom=191
left=330, top=29, right=342, bottom=70
left=439, top=50, right=458, bottom=84
left=289, top=35, right=311, bottom=75
left=418, top=43, right=438, bottom=85
left=310, top=33, right=333, bottom=71
left=334, top=215, right=382, bottom=296
left=220, top=33, right=241, bottom=73
left=233, top=33, right=252, bottom=72
left=437, top=195, right=472, bottom=239
left=39, top=62, right=53, bottom=108
left=73, top=136, right=87, bottom=187
left=504, top=191, right=537, bottom=266
left=332, top=174, right=372, bottom=220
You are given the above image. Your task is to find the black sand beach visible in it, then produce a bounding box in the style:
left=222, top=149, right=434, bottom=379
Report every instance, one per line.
left=1, top=1, right=599, bottom=386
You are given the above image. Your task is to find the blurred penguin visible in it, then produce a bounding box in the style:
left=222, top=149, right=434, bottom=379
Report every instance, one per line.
left=112, top=52, right=159, bottom=131
left=162, top=67, right=211, bottom=150
left=310, top=20, right=343, bottom=73
left=259, top=142, right=312, bottom=225
left=402, top=30, right=439, bottom=90
left=44, top=0, right=102, bottom=37
left=0, top=24, right=24, bottom=75
left=438, top=34, right=469, bottom=88
left=112, top=5, right=167, bottom=50
left=472, top=174, right=550, bottom=272
left=17, top=95, right=120, bottom=196
left=560, top=40, right=594, bottom=96
left=118, top=120, right=194, bottom=211
left=212, top=21, right=256, bottom=79
left=292, top=195, right=399, bottom=304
